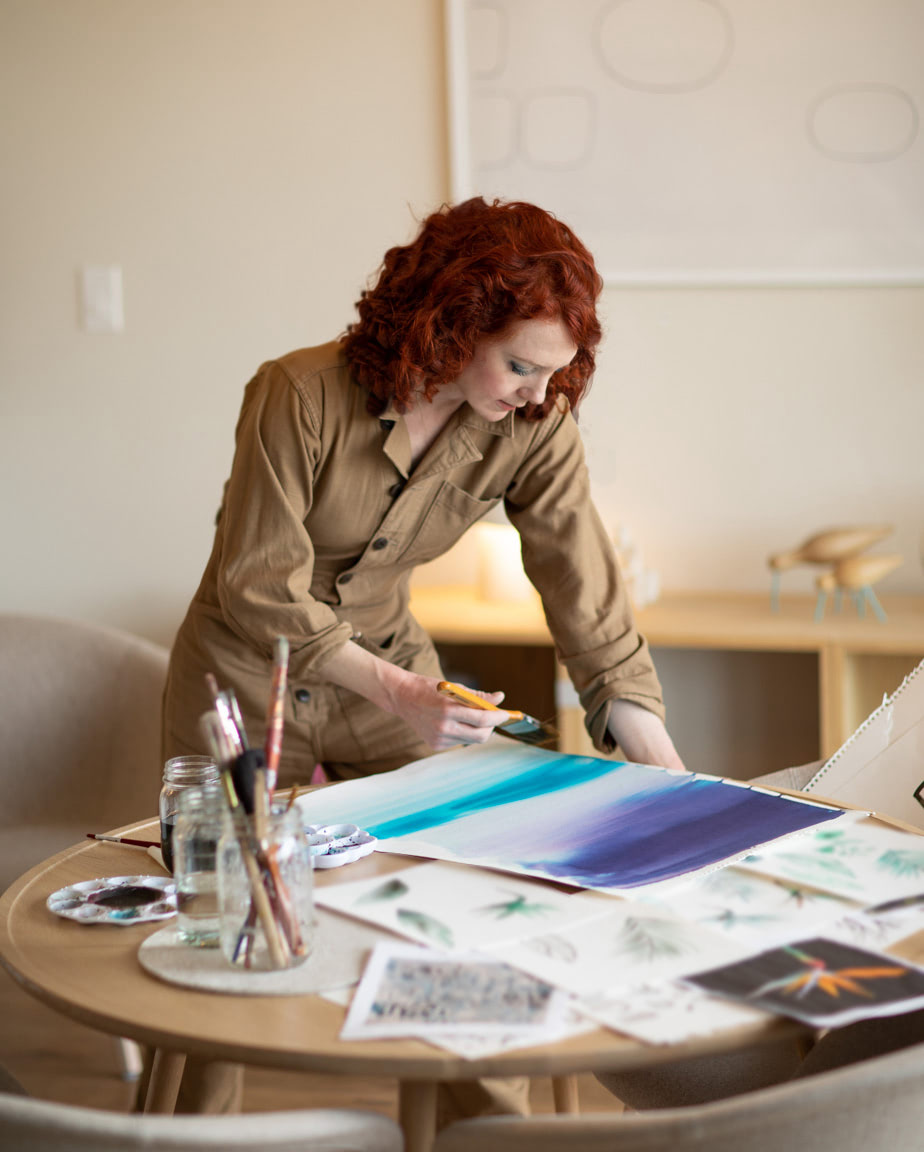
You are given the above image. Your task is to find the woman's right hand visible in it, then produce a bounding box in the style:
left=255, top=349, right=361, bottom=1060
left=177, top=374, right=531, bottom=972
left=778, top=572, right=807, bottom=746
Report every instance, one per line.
left=388, top=673, right=507, bottom=750
left=318, top=639, right=509, bottom=750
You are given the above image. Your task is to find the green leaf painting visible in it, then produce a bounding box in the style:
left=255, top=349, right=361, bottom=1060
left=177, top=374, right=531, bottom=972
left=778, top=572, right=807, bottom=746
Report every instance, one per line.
left=396, top=908, right=454, bottom=948
left=615, top=916, right=698, bottom=961
left=356, top=878, right=410, bottom=904
left=876, top=849, right=924, bottom=878
left=476, top=892, right=558, bottom=920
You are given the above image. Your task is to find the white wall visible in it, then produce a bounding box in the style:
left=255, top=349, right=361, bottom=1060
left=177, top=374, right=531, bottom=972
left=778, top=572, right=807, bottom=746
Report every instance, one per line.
left=585, top=283, right=924, bottom=596
left=2, top=0, right=922, bottom=654
left=0, top=0, right=448, bottom=645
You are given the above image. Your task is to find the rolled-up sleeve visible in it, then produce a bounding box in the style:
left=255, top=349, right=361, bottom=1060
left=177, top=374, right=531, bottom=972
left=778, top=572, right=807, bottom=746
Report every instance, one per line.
left=504, top=403, right=664, bottom=752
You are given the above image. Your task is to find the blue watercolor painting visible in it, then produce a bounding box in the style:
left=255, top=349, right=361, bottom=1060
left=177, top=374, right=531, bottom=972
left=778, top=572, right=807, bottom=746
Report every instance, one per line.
left=298, top=743, right=844, bottom=894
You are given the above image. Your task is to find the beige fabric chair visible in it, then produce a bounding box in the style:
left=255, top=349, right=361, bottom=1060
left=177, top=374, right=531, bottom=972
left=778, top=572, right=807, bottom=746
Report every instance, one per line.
left=0, top=613, right=169, bottom=1081
left=433, top=1038, right=924, bottom=1152
left=0, top=1091, right=402, bottom=1151
left=0, top=612, right=169, bottom=894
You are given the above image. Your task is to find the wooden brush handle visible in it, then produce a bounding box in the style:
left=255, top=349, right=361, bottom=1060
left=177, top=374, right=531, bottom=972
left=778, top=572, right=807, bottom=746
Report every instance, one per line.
left=437, top=680, right=524, bottom=721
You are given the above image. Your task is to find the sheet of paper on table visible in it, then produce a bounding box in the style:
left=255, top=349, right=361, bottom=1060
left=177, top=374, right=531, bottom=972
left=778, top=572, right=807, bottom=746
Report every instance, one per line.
left=735, top=817, right=924, bottom=906
left=298, top=742, right=849, bottom=897
left=315, top=860, right=611, bottom=953
left=686, top=935, right=924, bottom=1029
left=340, top=941, right=570, bottom=1042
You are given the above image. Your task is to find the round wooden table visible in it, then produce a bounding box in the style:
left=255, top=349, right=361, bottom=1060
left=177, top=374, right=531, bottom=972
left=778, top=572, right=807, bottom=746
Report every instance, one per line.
left=0, top=819, right=813, bottom=1152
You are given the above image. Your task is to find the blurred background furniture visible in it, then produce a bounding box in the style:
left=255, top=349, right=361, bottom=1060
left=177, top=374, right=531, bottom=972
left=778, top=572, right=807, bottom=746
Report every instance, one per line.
left=0, top=612, right=169, bottom=1080
left=410, top=586, right=924, bottom=777
left=432, top=1037, right=924, bottom=1152
left=0, top=1080, right=403, bottom=1151
left=0, top=613, right=168, bottom=894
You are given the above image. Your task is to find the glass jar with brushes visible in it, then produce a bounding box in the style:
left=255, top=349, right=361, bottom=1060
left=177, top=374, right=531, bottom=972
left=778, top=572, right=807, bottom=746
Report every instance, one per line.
left=217, top=802, right=315, bottom=971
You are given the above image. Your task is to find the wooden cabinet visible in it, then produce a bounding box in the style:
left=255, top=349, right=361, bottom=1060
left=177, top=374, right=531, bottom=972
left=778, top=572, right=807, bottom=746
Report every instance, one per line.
left=409, top=586, right=924, bottom=777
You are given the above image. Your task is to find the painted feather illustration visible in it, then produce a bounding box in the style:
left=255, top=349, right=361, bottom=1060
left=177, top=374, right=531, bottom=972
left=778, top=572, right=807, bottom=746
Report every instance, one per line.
left=476, top=891, right=558, bottom=920
left=756, top=850, right=858, bottom=883
left=778, top=882, right=846, bottom=909
left=700, top=870, right=760, bottom=902
left=615, top=916, right=698, bottom=961
left=523, top=933, right=578, bottom=964
left=705, top=907, right=777, bottom=932
left=809, top=829, right=874, bottom=859
left=356, top=878, right=409, bottom=905
left=875, top=849, right=924, bottom=878
left=396, top=907, right=454, bottom=948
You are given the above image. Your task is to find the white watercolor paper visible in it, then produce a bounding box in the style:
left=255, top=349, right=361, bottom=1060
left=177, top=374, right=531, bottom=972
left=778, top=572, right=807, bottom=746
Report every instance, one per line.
left=315, top=860, right=609, bottom=952
left=340, top=942, right=569, bottom=1040
left=493, top=901, right=751, bottom=998
left=297, top=742, right=847, bottom=896
left=825, top=896, right=924, bottom=952
left=736, top=819, right=924, bottom=905
left=417, top=1006, right=597, bottom=1059
left=579, top=979, right=771, bottom=1045
left=641, top=865, right=858, bottom=950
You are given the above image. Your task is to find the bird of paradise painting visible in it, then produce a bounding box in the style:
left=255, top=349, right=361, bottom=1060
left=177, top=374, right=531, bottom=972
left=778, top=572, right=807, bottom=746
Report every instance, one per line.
left=686, top=936, right=924, bottom=1027
left=298, top=741, right=845, bottom=895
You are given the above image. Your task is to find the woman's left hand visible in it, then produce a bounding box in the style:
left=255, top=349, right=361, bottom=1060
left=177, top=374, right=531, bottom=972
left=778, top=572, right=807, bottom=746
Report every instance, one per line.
left=606, top=699, right=686, bottom=772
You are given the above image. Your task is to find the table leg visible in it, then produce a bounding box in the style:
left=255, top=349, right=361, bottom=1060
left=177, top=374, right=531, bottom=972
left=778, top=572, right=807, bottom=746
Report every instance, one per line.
left=552, top=1073, right=580, bottom=1113
left=142, top=1049, right=185, bottom=1114
left=399, top=1080, right=439, bottom=1152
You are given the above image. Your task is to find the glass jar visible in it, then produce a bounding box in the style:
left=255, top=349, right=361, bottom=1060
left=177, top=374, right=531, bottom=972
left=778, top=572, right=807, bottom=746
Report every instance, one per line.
left=160, top=755, right=220, bottom=873
left=217, top=805, right=315, bottom=970
left=173, top=784, right=226, bottom=948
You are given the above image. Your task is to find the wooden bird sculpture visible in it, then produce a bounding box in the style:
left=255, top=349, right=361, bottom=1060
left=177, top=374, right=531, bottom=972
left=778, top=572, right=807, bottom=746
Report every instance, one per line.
left=814, top=553, right=904, bottom=622
left=768, top=524, right=894, bottom=613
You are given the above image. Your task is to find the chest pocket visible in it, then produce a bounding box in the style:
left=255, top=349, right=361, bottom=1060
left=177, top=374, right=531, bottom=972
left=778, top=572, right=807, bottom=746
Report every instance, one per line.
left=397, top=481, right=500, bottom=566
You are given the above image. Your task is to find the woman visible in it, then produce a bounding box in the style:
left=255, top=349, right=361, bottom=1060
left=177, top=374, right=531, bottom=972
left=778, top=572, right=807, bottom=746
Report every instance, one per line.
left=164, top=195, right=683, bottom=789
left=160, top=195, right=684, bottom=1119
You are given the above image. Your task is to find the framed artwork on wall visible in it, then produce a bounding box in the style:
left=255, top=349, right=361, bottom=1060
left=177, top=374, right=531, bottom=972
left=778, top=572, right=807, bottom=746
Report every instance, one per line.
left=445, top=0, right=924, bottom=285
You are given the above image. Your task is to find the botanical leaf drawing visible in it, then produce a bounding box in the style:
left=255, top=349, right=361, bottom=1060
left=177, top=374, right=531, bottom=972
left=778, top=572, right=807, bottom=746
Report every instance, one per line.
left=614, top=916, right=698, bottom=961
left=700, top=870, right=759, bottom=902
left=523, top=933, right=577, bottom=963
left=831, top=912, right=897, bottom=946
left=755, top=850, right=857, bottom=883
left=396, top=908, right=454, bottom=948
left=356, top=878, right=410, bottom=904
left=778, top=883, right=846, bottom=909
left=475, top=891, right=558, bottom=919
left=876, top=849, right=924, bottom=878
left=705, top=907, right=778, bottom=932
left=810, top=829, right=873, bottom=858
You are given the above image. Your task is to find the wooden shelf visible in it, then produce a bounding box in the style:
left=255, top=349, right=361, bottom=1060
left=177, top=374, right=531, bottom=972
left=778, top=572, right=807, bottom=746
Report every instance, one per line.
left=410, top=586, right=924, bottom=765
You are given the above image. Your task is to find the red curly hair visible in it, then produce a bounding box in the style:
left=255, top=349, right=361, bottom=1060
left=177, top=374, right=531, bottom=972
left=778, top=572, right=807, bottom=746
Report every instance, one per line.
left=342, top=197, right=603, bottom=420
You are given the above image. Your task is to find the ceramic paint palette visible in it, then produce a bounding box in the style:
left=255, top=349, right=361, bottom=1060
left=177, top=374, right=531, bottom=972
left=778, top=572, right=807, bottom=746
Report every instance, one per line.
left=304, top=823, right=376, bottom=868
left=47, top=874, right=177, bottom=925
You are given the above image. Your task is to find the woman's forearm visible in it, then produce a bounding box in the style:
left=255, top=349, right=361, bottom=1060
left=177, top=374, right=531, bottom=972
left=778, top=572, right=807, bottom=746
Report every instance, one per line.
left=606, top=698, right=686, bottom=772
left=318, top=640, right=504, bottom=750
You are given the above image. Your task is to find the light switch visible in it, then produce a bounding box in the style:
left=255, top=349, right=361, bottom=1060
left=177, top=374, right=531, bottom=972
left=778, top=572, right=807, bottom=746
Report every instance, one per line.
left=80, top=265, right=124, bottom=332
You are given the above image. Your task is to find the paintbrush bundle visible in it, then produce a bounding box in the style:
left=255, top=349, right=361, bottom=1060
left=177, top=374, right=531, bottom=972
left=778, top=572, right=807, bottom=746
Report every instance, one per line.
left=198, top=637, right=308, bottom=969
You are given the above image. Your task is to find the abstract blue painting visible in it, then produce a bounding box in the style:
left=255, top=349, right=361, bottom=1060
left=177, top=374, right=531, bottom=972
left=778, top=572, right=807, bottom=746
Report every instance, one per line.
left=298, top=742, right=846, bottom=895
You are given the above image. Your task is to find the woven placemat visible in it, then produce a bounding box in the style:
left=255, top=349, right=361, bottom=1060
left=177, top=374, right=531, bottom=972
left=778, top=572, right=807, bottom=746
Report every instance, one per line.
left=137, top=909, right=389, bottom=996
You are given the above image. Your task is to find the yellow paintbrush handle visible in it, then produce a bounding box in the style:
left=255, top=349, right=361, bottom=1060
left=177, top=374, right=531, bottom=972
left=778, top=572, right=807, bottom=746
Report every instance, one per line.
left=437, top=680, right=524, bottom=721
